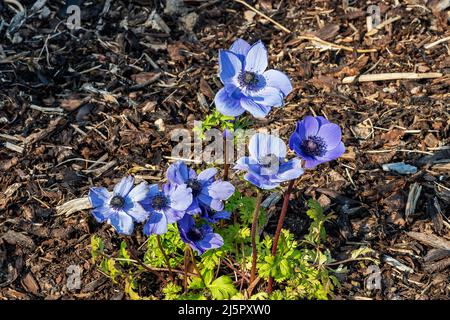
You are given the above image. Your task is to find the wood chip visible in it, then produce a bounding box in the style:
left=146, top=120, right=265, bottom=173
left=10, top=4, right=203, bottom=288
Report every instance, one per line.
left=407, top=232, right=450, bottom=251
left=342, top=72, right=443, bottom=84
left=1, top=230, right=35, bottom=250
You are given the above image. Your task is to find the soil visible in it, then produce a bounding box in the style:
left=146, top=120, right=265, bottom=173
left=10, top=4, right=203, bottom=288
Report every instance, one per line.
left=0, top=0, right=449, bottom=300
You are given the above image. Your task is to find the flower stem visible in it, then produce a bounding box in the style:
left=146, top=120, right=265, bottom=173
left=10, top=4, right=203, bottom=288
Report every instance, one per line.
left=183, top=247, right=189, bottom=293
left=223, top=137, right=229, bottom=180
left=267, top=179, right=295, bottom=293
left=121, top=236, right=165, bottom=282
left=250, top=190, right=263, bottom=285
left=156, top=235, right=174, bottom=281
left=189, top=247, right=207, bottom=287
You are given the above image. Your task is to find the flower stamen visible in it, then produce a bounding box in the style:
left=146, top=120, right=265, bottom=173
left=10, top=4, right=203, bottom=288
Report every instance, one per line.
left=187, top=227, right=204, bottom=242
left=110, top=195, right=125, bottom=209
left=301, top=136, right=327, bottom=157
left=152, top=194, right=169, bottom=210
left=187, top=179, right=202, bottom=197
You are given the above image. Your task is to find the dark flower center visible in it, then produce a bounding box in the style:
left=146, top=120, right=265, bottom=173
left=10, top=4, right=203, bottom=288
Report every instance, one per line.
left=260, top=153, right=279, bottom=168
left=301, top=136, right=327, bottom=157
left=259, top=153, right=280, bottom=175
left=110, top=195, right=125, bottom=209
left=239, top=71, right=260, bottom=89
left=187, top=179, right=202, bottom=197
left=151, top=194, right=169, bottom=210
left=243, top=71, right=258, bottom=85
left=187, top=227, right=204, bottom=242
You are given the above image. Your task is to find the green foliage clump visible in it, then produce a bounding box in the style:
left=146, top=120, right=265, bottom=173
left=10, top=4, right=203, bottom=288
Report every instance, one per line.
left=90, top=196, right=342, bottom=300
left=193, top=110, right=252, bottom=140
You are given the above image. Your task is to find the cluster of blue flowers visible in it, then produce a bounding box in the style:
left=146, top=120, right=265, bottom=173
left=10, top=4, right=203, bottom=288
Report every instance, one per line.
left=88, top=38, right=345, bottom=256
left=88, top=161, right=234, bottom=255
left=215, top=39, right=345, bottom=189
left=233, top=116, right=345, bottom=190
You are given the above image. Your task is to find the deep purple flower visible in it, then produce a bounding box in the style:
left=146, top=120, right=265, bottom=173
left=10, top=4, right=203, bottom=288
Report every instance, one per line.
left=214, top=39, right=292, bottom=118
left=177, top=215, right=224, bottom=255
left=234, top=133, right=304, bottom=190
left=167, top=161, right=235, bottom=215
left=88, top=176, right=149, bottom=235
left=141, top=183, right=192, bottom=235
left=289, top=116, right=345, bottom=168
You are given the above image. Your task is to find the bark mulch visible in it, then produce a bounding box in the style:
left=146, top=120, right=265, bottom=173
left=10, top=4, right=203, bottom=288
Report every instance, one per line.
left=0, top=0, right=449, bottom=300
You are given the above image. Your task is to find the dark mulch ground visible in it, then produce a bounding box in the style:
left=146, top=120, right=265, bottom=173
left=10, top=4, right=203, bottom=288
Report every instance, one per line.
left=0, top=0, right=449, bottom=300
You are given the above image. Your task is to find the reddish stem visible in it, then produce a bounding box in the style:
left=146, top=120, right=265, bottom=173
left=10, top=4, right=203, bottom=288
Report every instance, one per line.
left=157, top=235, right=174, bottom=281
left=267, top=179, right=295, bottom=293
left=223, top=135, right=229, bottom=180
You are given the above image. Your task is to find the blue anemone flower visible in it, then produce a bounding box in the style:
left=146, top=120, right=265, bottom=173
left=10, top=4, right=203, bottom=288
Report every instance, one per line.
left=177, top=214, right=224, bottom=255
left=167, top=161, right=235, bottom=215
left=141, top=183, right=193, bottom=235
left=214, top=39, right=293, bottom=118
left=234, top=133, right=304, bottom=190
left=289, top=116, right=345, bottom=169
left=88, top=176, right=149, bottom=235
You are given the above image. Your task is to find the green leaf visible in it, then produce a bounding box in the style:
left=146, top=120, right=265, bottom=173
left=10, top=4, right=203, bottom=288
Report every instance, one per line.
left=125, top=277, right=141, bottom=300
left=90, top=235, right=104, bottom=263
left=163, top=283, right=182, bottom=300
left=209, top=276, right=237, bottom=300
left=225, top=191, right=266, bottom=227
left=100, top=258, right=121, bottom=282
left=118, top=241, right=131, bottom=266
left=189, top=276, right=206, bottom=290
left=350, top=247, right=375, bottom=260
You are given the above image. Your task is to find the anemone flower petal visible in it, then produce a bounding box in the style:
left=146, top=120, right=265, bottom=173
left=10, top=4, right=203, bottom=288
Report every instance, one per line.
left=274, top=158, right=304, bottom=182
left=197, top=193, right=224, bottom=211
left=303, top=157, right=325, bottom=169
left=197, top=233, right=224, bottom=252
left=240, top=98, right=272, bottom=118
left=233, top=156, right=252, bottom=171
left=164, top=207, right=185, bottom=224
left=88, top=187, right=111, bottom=208
left=248, top=86, right=283, bottom=107
left=317, top=123, right=342, bottom=150
left=219, top=50, right=242, bottom=85
left=143, top=212, right=168, bottom=235
left=244, top=40, right=268, bottom=73
left=249, top=133, right=286, bottom=160
left=244, top=172, right=279, bottom=190
left=169, top=184, right=193, bottom=211
left=126, top=203, right=149, bottom=223
left=127, top=181, right=149, bottom=203
left=297, top=116, right=319, bottom=139
left=318, top=142, right=345, bottom=162
left=229, top=38, right=250, bottom=62
left=211, top=211, right=231, bottom=221
left=113, top=176, right=134, bottom=197
left=188, top=168, right=197, bottom=180
left=288, top=131, right=302, bottom=154
left=91, top=205, right=114, bottom=223
left=316, top=116, right=330, bottom=126
left=177, top=214, right=195, bottom=234
left=214, top=87, right=246, bottom=117
left=207, top=181, right=235, bottom=200
left=186, top=199, right=202, bottom=215
left=197, top=168, right=218, bottom=182
left=263, top=69, right=293, bottom=96
left=108, top=211, right=134, bottom=235
left=167, top=161, right=189, bottom=185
